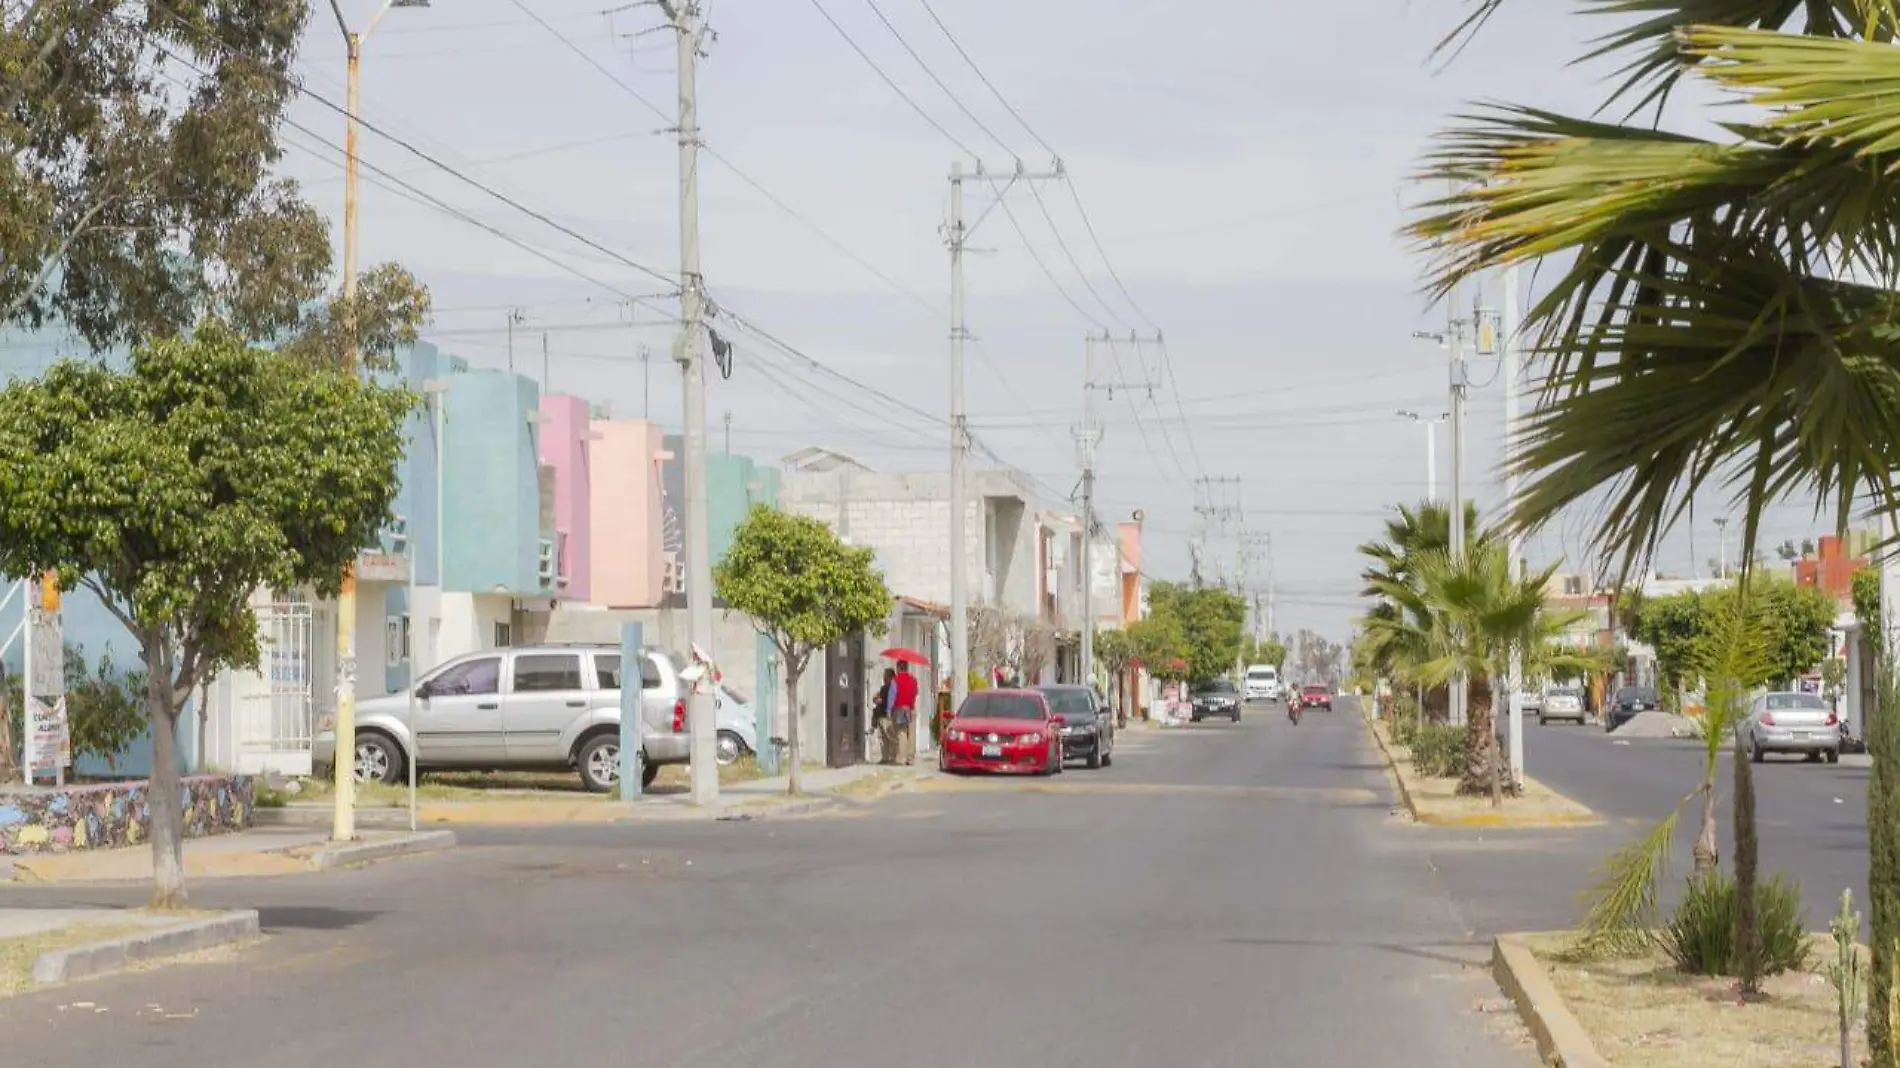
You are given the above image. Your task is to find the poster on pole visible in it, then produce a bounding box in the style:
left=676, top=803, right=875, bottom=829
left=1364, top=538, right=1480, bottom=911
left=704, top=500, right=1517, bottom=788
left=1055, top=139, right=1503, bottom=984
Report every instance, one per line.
left=22, top=584, right=69, bottom=777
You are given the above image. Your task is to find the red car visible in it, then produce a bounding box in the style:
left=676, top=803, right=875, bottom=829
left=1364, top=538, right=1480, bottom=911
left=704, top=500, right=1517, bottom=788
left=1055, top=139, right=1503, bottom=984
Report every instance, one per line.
left=1298, top=684, right=1333, bottom=711
left=939, top=690, right=1064, bottom=776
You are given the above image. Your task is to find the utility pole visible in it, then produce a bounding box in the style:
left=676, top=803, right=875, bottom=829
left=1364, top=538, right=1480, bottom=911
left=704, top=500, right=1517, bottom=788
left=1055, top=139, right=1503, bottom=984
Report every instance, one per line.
left=946, top=161, right=1064, bottom=714
left=1500, top=263, right=1526, bottom=790
left=661, top=0, right=718, bottom=805
left=1078, top=331, right=1159, bottom=689
left=327, top=0, right=428, bottom=843
left=723, top=411, right=732, bottom=455
left=1191, top=476, right=1242, bottom=590
left=507, top=307, right=523, bottom=373
left=1715, top=517, right=1730, bottom=580
left=541, top=331, right=550, bottom=393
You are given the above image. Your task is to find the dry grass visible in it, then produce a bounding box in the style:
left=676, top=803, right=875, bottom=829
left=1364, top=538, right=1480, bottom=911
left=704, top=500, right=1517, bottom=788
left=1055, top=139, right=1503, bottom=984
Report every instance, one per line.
left=1371, top=721, right=1599, bottom=827
left=828, top=769, right=909, bottom=799
left=286, top=757, right=769, bottom=806
left=0, top=912, right=207, bottom=997
left=1527, top=933, right=1857, bottom=1068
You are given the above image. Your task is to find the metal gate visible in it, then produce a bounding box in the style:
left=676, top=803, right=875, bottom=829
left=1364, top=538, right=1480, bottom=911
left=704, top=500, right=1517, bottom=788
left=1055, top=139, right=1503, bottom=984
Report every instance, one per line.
left=825, top=634, right=866, bottom=768
left=241, top=594, right=315, bottom=762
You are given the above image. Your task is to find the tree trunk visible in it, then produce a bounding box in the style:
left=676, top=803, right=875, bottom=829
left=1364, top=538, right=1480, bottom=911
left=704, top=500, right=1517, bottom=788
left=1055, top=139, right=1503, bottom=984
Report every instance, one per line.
left=1693, top=776, right=1719, bottom=874
left=1734, top=732, right=1762, bottom=996
left=785, top=665, right=803, bottom=797
left=0, top=658, right=14, bottom=782
left=146, top=671, right=187, bottom=910
left=195, top=680, right=208, bottom=773
left=1459, top=694, right=1498, bottom=796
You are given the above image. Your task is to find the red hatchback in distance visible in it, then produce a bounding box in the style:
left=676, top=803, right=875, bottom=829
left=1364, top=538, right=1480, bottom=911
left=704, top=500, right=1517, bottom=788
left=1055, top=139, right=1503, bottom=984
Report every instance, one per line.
left=1296, top=684, right=1333, bottom=712
left=939, top=690, right=1064, bottom=776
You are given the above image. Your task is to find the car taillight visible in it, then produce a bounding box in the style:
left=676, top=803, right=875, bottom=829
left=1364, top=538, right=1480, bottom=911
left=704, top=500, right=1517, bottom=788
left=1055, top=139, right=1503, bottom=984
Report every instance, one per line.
left=672, top=700, right=686, bottom=732
left=1827, top=712, right=1840, bottom=726
left=1760, top=712, right=1776, bottom=727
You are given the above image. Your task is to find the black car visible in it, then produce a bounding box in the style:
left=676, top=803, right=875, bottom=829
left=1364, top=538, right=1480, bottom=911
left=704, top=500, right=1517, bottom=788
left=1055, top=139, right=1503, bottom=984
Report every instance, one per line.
left=1190, top=679, right=1242, bottom=723
left=1037, top=685, right=1114, bottom=769
left=1605, top=685, right=1660, bottom=731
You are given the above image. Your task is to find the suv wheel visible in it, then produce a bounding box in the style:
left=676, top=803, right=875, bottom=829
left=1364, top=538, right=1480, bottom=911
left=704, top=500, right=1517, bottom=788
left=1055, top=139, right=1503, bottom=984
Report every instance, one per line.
left=715, top=730, right=748, bottom=767
left=578, top=735, right=660, bottom=793
left=353, top=733, right=405, bottom=786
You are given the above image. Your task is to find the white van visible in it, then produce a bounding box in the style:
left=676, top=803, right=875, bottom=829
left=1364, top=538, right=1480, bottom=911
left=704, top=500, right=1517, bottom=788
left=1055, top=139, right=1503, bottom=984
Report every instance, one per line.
left=1244, top=664, right=1280, bottom=702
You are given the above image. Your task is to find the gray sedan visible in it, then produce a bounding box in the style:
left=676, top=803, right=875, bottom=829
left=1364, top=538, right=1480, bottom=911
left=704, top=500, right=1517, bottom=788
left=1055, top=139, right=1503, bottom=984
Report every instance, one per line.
left=1739, top=691, right=1842, bottom=764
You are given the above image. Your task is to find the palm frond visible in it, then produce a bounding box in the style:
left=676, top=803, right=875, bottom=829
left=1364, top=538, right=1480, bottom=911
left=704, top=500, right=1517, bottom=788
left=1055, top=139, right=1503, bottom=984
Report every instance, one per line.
left=1576, top=807, right=1682, bottom=956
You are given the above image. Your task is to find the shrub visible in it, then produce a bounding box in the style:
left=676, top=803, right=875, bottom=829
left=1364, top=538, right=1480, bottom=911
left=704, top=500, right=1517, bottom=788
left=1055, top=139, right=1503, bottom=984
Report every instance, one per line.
left=1661, top=871, right=1811, bottom=977
left=1388, top=695, right=1421, bottom=747
left=1410, top=723, right=1465, bottom=779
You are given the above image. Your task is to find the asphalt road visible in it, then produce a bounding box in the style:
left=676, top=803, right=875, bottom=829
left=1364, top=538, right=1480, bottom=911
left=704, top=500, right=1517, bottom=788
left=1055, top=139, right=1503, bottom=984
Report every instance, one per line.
left=0, top=705, right=1536, bottom=1068
left=1509, top=717, right=1868, bottom=923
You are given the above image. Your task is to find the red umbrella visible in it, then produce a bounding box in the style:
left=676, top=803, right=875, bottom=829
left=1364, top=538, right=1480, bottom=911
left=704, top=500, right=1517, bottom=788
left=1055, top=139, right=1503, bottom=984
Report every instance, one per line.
left=880, top=646, right=929, bottom=666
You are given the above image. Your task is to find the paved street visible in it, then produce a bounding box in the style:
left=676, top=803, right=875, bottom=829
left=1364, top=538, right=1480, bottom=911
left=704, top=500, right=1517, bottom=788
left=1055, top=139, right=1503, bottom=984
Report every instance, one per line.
left=0, top=705, right=1534, bottom=1068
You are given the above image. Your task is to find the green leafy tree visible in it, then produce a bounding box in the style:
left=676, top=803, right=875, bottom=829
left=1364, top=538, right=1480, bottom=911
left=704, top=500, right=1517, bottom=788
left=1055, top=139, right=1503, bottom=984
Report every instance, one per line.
left=7, top=645, right=148, bottom=773
left=1857, top=567, right=1882, bottom=636
left=1630, top=592, right=1710, bottom=712
left=0, top=323, right=411, bottom=907
left=1094, top=628, right=1134, bottom=716
left=1147, top=583, right=1246, bottom=682
left=1875, top=649, right=1900, bottom=1065
left=2, top=2, right=427, bottom=365
left=714, top=505, right=891, bottom=796
left=1128, top=612, right=1188, bottom=684
left=1756, top=581, right=1838, bottom=688
left=1261, top=635, right=1288, bottom=672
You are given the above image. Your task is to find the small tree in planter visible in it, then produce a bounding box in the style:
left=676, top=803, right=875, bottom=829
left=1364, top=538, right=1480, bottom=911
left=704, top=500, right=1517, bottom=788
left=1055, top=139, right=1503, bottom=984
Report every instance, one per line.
left=715, top=505, right=890, bottom=795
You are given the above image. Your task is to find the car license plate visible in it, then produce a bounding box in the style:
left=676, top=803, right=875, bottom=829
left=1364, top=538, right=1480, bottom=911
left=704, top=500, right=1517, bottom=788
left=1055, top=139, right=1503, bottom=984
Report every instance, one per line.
left=981, top=745, right=1002, bottom=757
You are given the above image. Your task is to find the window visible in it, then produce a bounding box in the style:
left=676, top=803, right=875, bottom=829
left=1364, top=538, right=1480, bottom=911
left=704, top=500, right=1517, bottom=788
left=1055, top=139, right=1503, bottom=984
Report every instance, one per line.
left=594, top=653, right=664, bottom=690
left=385, top=618, right=402, bottom=668
left=493, top=621, right=513, bottom=648
left=428, top=657, right=501, bottom=697
left=513, top=654, right=583, bottom=693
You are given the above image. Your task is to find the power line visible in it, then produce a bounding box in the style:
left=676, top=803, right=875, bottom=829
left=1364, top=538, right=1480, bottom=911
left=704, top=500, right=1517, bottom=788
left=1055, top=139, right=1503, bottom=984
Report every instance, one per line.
left=803, top=0, right=978, bottom=157
left=859, top=0, right=1016, bottom=158
left=912, top=0, right=1056, bottom=157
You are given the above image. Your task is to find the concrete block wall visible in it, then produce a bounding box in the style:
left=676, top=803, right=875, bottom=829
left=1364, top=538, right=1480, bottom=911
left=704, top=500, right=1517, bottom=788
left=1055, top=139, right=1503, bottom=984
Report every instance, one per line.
left=779, top=470, right=1000, bottom=611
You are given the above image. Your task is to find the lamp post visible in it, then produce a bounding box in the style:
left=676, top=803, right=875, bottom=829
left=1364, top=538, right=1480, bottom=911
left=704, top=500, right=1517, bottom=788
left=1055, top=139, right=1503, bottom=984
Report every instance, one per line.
left=325, top=0, right=429, bottom=843
left=1395, top=409, right=1448, bottom=503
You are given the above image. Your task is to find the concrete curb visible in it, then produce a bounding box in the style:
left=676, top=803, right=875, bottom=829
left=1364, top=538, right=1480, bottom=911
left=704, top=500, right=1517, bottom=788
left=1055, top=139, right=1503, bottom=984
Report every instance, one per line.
left=1362, top=712, right=1423, bottom=822
left=1361, top=712, right=1601, bottom=829
left=31, top=909, right=261, bottom=985
left=303, top=830, right=457, bottom=870
left=1491, top=934, right=1610, bottom=1068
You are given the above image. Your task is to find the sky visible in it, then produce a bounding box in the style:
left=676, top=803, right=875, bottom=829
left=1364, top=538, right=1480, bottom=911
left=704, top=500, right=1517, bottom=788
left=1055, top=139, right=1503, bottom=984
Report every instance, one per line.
left=273, top=0, right=1839, bottom=639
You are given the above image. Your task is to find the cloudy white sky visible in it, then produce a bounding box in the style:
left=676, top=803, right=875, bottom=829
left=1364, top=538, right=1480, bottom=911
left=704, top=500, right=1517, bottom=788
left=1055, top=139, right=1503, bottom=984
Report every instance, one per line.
left=280, top=0, right=1834, bottom=638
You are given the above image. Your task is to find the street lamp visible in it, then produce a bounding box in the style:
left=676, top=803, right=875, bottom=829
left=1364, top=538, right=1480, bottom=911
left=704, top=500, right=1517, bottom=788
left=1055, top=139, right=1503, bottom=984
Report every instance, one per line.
left=326, top=0, right=428, bottom=845
left=1395, top=409, right=1449, bottom=503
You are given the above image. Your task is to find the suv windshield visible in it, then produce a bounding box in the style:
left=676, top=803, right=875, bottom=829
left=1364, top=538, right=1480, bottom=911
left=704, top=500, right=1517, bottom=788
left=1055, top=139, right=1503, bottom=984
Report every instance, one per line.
left=1617, top=687, right=1658, bottom=702
left=1199, top=679, right=1238, bottom=694
left=1037, top=689, right=1095, bottom=718
left=1303, top=685, right=1328, bottom=694
left=958, top=693, right=1046, bottom=720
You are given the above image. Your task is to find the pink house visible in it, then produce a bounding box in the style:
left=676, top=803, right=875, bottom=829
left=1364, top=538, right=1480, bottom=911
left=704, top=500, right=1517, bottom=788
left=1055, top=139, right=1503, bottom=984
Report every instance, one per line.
left=537, top=395, right=594, bottom=602
left=589, top=420, right=667, bottom=608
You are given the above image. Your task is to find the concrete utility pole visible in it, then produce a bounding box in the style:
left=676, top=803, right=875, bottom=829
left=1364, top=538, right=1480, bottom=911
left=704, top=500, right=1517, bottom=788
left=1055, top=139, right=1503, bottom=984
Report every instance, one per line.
left=1191, top=475, right=1242, bottom=590
left=1078, top=331, right=1158, bottom=689
left=327, top=0, right=428, bottom=842
left=1396, top=410, right=1448, bottom=503
left=662, top=0, right=718, bottom=805
left=1500, top=264, right=1526, bottom=790
left=946, top=162, right=1063, bottom=714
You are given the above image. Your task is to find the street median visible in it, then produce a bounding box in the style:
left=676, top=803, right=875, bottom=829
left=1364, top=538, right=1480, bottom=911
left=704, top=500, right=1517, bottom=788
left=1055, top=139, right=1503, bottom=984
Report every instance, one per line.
left=1363, top=713, right=1600, bottom=829
left=1493, top=930, right=1858, bottom=1068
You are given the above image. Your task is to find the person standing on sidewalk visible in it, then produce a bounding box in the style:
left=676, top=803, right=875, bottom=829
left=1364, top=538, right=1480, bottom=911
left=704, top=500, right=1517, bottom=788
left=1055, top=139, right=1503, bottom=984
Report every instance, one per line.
left=891, top=661, right=919, bottom=766
left=872, top=667, right=896, bottom=764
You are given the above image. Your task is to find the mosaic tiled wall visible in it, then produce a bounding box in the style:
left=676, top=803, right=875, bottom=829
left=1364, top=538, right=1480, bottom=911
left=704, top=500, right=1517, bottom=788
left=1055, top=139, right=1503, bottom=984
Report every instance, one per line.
left=0, top=775, right=253, bottom=854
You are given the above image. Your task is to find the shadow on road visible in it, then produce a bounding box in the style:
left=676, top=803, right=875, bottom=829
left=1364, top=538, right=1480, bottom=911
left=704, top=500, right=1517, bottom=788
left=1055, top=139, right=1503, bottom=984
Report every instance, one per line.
left=258, top=906, right=381, bottom=933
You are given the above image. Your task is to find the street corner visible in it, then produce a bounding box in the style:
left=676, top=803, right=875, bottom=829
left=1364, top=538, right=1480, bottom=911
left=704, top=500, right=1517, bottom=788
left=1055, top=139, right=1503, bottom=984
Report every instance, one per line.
left=1, top=908, right=261, bottom=995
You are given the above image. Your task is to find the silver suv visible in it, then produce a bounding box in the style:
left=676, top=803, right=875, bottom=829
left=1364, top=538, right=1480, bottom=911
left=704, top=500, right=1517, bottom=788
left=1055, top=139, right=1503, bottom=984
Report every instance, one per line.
left=313, top=644, right=691, bottom=793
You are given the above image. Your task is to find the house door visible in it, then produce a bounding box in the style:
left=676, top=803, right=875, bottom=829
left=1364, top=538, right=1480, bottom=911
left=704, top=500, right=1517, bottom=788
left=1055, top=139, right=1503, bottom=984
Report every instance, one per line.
left=825, top=634, right=866, bottom=768
left=241, top=594, right=315, bottom=773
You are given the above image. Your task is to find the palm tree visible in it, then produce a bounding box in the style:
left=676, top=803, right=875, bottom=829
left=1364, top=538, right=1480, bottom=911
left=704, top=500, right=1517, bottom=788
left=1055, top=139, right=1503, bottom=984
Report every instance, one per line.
left=1409, top=6, right=1900, bottom=577
left=1370, top=537, right=1593, bottom=797
left=1357, top=500, right=1480, bottom=719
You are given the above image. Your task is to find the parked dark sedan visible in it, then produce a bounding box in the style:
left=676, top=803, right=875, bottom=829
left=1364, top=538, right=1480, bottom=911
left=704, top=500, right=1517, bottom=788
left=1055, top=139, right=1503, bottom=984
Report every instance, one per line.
left=1604, top=685, right=1660, bottom=731
left=1037, top=685, right=1115, bottom=769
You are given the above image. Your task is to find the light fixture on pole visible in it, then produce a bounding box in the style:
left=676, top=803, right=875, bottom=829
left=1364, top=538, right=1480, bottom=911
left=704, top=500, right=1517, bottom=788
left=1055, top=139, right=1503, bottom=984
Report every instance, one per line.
left=1395, top=409, right=1449, bottom=503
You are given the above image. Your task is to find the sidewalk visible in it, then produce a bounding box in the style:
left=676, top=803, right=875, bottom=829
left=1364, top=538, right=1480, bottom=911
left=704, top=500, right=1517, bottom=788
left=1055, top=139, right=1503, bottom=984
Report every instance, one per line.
left=3, top=828, right=455, bottom=884
left=253, top=762, right=932, bottom=827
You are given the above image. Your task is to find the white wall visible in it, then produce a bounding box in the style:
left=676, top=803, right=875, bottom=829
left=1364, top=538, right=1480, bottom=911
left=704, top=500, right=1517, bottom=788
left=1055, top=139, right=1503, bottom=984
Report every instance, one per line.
left=437, top=592, right=514, bottom=663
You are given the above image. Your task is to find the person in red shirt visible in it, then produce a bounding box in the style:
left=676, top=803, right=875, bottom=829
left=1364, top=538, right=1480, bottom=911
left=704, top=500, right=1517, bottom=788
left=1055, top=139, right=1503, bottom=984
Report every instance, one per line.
left=891, top=662, right=920, bottom=766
